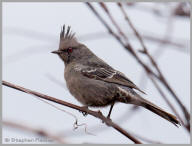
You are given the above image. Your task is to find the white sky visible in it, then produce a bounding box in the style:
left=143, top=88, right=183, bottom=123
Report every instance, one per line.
left=2, top=2, right=190, bottom=144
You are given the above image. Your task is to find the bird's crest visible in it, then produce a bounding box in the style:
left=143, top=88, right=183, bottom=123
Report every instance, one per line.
left=60, top=25, right=76, bottom=40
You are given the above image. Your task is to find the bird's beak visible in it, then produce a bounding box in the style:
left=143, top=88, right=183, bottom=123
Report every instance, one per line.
left=51, top=50, right=62, bottom=54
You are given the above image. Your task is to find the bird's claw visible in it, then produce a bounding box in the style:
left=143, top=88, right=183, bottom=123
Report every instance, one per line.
left=82, top=111, right=88, bottom=116
left=106, top=116, right=112, bottom=121
left=79, top=106, right=88, bottom=117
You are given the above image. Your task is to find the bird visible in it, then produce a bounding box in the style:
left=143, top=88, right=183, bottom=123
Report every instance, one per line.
left=51, top=25, right=180, bottom=127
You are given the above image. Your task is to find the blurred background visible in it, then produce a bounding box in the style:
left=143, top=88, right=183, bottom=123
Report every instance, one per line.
left=2, top=2, right=190, bottom=144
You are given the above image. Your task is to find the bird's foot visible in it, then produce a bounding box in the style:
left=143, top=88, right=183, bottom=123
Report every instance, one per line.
left=101, top=115, right=112, bottom=123
left=79, top=106, right=88, bottom=117
left=106, top=115, right=112, bottom=121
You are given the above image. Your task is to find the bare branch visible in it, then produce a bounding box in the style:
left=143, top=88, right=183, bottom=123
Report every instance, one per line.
left=86, top=3, right=159, bottom=79
left=86, top=2, right=189, bottom=133
left=78, top=31, right=188, bottom=52
left=117, top=2, right=189, bottom=126
left=173, top=2, right=190, bottom=17
left=2, top=80, right=142, bottom=144
left=148, top=75, right=189, bottom=131
left=3, top=120, right=66, bottom=144
left=99, top=2, right=128, bottom=42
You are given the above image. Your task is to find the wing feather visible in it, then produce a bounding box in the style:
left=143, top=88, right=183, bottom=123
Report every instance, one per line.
left=81, top=67, right=146, bottom=94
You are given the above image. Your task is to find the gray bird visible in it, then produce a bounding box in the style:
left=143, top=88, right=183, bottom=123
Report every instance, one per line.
left=52, top=25, right=180, bottom=127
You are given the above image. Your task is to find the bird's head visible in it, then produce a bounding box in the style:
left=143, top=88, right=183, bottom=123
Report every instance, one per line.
left=52, top=25, right=93, bottom=65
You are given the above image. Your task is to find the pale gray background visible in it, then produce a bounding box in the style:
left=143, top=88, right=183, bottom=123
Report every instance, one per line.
left=2, top=2, right=190, bottom=144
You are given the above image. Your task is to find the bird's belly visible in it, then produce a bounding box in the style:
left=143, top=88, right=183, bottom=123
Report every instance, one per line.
left=66, top=77, right=117, bottom=107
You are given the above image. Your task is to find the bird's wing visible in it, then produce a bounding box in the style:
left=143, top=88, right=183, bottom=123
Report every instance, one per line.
left=81, top=67, right=146, bottom=94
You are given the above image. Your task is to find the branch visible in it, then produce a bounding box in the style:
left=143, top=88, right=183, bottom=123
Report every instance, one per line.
left=3, top=120, right=66, bottom=144
left=86, top=2, right=189, bottom=133
left=78, top=32, right=188, bottom=52
left=2, top=80, right=142, bottom=144
left=86, top=3, right=159, bottom=80
left=99, top=2, right=128, bottom=42
left=117, top=2, right=190, bottom=126
left=174, top=2, right=190, bottom=17
left=148, top=75, right=189, bottom=131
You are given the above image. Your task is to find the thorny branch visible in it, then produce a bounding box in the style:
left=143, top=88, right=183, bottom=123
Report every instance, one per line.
left=2, top=80, right=142, bottom=144
left=86, top=2, right=189, bottom=132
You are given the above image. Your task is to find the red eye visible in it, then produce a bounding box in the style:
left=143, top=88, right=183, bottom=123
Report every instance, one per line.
left=68, top=47, right=73, bottom=53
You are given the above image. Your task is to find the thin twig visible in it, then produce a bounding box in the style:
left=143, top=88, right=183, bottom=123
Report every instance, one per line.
left=117, top=2, right=189, bottom=126
left=79, top=31, right=188, bottom=52
left=99, top=2, right=128, bottom=42
left=32, top=92, right=94, bottom=136
left=2, top=80, right=142, bottom=144
left=86, top=2, right=189, bottom=133
left=86, top=3, right=159, bottom=80
left=59, top=106, right=140, bottom=138
left=148, top=75, right=189, bottom=131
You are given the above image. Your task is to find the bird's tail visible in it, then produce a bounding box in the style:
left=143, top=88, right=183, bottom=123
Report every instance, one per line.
left=118, top=91, right=180, bottom=127
left=139, top=97, right=180, bottom=127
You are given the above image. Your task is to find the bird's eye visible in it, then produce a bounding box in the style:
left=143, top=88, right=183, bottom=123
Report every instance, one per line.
left=67, top=47, right=73, bottom=53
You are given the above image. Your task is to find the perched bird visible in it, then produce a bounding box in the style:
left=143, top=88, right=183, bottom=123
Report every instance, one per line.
left=52, top=25, right=180, bottom=127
